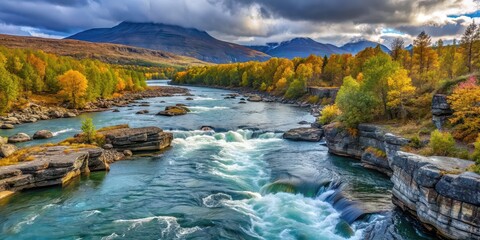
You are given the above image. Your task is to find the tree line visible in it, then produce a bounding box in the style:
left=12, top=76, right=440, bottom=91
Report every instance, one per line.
left=173, top=23, right=480, bottom=142
left=0, top=46, right=153, bottom=112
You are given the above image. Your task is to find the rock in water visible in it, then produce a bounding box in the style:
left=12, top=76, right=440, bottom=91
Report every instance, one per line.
left=283, top=128, right=324, bottom=142
left=8, top=133, right=32, bottom=143
left=102, top=127, right=173, bottom=152
left=136, top=110, right=149, bottom=114
left=0, top=124, right=14, bottom=129
left=33, top=130, right=54, bottom=139
left=247, top=95, right=262, bottom=102
left=157, top=106, right=189, bottom=116
left=0, top=144, right=17, bottom=157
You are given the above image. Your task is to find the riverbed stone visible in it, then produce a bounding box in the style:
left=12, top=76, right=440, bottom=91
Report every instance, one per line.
left=8, top=133, right=31, bottom=143
left=157, top=106, right=189, bottom=116
left=0, top=144, right=17, bottom=158
left=64, top=112, right=76, bottom=118
left=0, top=124, right=14, bottom=129
left=33, top=130, right=53, bottom=139
left=283, top=127, right=324, bottom=142
left=247, top=95, right=262, bottom=102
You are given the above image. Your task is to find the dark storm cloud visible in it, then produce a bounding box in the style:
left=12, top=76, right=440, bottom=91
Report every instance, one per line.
left=219, top=0, right=414, bottom=24
left=0, top=0, right=477, bottom=44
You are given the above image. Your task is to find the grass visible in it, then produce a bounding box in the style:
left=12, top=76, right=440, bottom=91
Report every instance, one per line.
left=0, top=143, right=99, bottom=167
left=365, top=147, right=387, bottom=159
left=0, top=147, right=44, bottom=166
left=97, top=124, right=129, bottom=132
left=382, top=118, right=436, bottom=139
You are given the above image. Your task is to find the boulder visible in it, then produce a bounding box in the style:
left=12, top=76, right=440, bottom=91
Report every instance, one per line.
left=123, top=150, right=133, bottom=157
left=431, top=94, right=453, bottom=129
left=49, top=110, right=63, bottom=118
left=0, top=124, right=14, bottom=129
left=200, top=126, right=214, bottom=131
left=283, top=127, right=324, bottom=142
left=157, top=106, right=189, bottom=116
left=102, top=126, right=173, bottom=152
left=238, top=101, right=247, bottom=104
left=8, top=133, right=31, bottom=143
left=112, top=109, right=120, bottom=113
left=33, top=130, right=53, bottom=139
left=0, top=144, right=17, bottom=158
left=102, top=144, right=113, bottom=150
left=247, top=95, right=262, bottom=102
left=63, top=112, right=76, bottom=118
left=186, top=97, right=194, bottom=100
left=136, top=110, right=149, bottom=114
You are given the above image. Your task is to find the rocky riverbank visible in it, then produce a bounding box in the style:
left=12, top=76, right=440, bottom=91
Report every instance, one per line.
left=0, top=86, right=190, bottom=128
left=0, top=126, right=173, bottom=200
left=322, top=122, right=480, bottom=239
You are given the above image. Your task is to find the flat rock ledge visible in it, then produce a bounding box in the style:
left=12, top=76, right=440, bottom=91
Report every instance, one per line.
left=323, top=123, right=480, bottom=239
left=391, top=152, right=480, bottom=240
left=283, top=127, right=324, bottom=142
left=101, top=126, right=173, bottom=152
left=0, top=146, right=116, bottom=199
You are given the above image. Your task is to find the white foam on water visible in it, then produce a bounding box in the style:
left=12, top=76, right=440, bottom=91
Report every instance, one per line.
left=52, top=128, right=76, bottom=136
left=101, top=232, right=119, bottom=240
left=83, top=210, right=101, bottom=218
left=114, top=215, right=201, bottom=239
left=12, top=214, right=39, bottom=233
left=172, top=129, right=366, bottom=239
left=188, top=106, right=229, bottom=113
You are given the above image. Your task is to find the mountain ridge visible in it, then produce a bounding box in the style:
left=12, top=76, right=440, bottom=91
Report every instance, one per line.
left=67, top=22, right=270, bottom=64
left=247, top=38, right=390, bottom=59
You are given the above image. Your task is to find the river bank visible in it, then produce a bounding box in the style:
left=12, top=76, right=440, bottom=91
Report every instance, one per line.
left=0, top=86, right=191, bottom=128
left=0, top=80, right=433, bottom=240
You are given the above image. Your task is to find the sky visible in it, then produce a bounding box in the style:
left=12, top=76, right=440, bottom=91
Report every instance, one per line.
left=0, top=0, right=479, bottom=47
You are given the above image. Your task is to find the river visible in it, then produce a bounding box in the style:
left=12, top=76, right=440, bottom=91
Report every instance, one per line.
left=0, top=80, right=431, bottom=239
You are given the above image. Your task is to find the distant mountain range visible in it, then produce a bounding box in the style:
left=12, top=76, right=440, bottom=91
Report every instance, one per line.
left=0, top=34, right=206, bottom=67
left=248, top=38, right=390, bottom=59
left=67, top=22, right=391, bottom=63
left=67, top=22, right=269, bottom=64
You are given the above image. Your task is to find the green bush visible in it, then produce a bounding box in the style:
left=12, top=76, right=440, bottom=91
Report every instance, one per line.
left=429, top=130, right=456, bottom=156
left=409, top=135, right=423, bottom=149
left=81, top=118, right=97, bottom=144
left=318, top=104, right=341, bottom=125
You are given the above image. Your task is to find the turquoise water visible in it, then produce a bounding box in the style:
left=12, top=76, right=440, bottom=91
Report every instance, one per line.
left=0, top=81, right=430, bottom=239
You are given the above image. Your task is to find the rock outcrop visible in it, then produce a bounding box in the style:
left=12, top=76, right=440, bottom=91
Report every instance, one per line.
left=390, top=152, right=479, bottom=239
left=283, top=127, right=324, bottom=142
left=432, top=94, right=453, bottom=130
left=0, top=146, right=114, bottom=198
left=101, top=126, right=173, bottom=152
left=323, top=122, right=480, bottom=239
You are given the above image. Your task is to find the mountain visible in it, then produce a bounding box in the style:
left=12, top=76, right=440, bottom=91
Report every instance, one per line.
left=340, top=40, right=390, bottom=54
left=247, top=38, right=390, bottom=59
left=67, top=22, right=270, bottom=64
left=248, top=38, right=347, bottom=59
left=0, top=34, right=206, bottom=67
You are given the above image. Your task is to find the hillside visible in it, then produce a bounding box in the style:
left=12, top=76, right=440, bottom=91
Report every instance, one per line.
left=248, top=38, right=390, bottom=59
left=67, top=22, right=270, bottom=64
left=0, top=34, right=206, bottom=67
left=340, top=40, right=391, bottom=54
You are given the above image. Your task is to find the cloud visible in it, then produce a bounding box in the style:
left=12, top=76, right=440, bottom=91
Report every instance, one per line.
left=0, top=0, right=478, bottom=46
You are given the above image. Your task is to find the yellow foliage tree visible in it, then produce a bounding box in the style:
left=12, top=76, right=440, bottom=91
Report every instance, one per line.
left=58, top=70, right=88, bottom=108
left=448, top=76, right=480, bottom=142
left=387, top=69, right=416, bottom=119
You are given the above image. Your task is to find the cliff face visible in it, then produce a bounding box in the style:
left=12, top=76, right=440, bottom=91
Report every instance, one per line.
left=391, top=152, right=479, bottom=239
left=323, top=123, right=480, bottom=239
